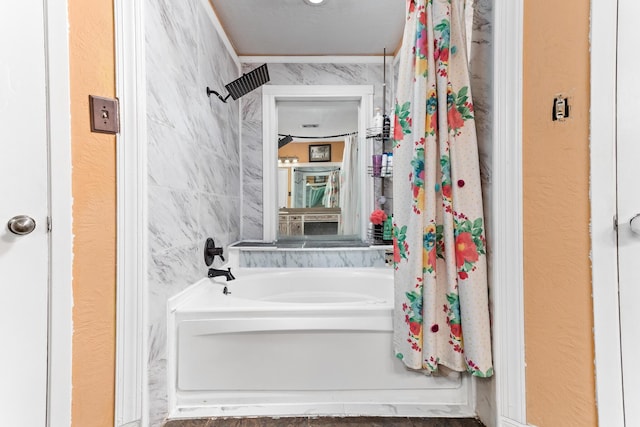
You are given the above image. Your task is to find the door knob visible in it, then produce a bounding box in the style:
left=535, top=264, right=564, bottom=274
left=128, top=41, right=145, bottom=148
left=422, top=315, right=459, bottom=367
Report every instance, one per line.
left=7, top=215, right=36, bottom=235
left=630, top=214, right=640, bottom=235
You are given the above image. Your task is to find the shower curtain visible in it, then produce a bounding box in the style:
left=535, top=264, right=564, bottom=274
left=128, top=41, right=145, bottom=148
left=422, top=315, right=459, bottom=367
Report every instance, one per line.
left=306, top=185, right=325, bottom=208
left=392, top=0, right=493, bottom=377
left=340, top=135, right=360, bottom=235
left=323, top=169, right=341, bottom=208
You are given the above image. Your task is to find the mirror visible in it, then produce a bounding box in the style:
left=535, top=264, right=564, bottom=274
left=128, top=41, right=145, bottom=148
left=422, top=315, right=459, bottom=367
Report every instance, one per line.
left=262, top=85, right=374, bottom=242
left=277, top=101, right=357, bottom=239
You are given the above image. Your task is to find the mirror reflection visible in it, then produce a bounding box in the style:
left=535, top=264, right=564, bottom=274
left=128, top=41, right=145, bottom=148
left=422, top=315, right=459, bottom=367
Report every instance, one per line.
left=277, top=100, right=360, bottom=239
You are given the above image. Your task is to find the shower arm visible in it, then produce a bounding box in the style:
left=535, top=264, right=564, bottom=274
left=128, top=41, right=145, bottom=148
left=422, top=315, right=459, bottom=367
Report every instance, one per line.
left=206, top=87, right=231, bottom=103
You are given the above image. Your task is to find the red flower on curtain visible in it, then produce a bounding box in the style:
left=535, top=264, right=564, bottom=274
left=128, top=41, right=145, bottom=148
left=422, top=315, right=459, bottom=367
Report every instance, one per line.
left=439, top=47, right=449, bottom=62
left=455, top=232, right=479, bottom=268
left=450, top=323, right=462, bottom=339
left=447, top=106, right=465, bottom=131
left=410, top=321, right=422, bottom=336
left=394, top=114, right=404, bottom=141
left=442, top=184, right=452, bottom=199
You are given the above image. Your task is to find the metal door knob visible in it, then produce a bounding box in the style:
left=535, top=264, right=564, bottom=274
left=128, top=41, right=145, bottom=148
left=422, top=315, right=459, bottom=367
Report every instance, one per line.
left=7, top=215, right=36, bottom=235
left=630, top=214, right=640, bottom=235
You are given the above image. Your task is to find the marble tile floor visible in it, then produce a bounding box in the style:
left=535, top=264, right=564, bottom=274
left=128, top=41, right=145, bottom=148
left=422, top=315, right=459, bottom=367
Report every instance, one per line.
left=163, top=417, right=485, bottom=427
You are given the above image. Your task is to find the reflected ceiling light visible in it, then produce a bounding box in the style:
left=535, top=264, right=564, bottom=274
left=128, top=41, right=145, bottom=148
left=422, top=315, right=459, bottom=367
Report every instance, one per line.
left=278, top=156, right=299, bottom=165
left=303, top=0, right=326, bottom=5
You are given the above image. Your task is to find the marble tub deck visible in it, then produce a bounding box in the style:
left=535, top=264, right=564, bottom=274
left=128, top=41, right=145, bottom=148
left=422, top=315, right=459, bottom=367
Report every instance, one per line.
left=163, top=417, right=485, bottom=427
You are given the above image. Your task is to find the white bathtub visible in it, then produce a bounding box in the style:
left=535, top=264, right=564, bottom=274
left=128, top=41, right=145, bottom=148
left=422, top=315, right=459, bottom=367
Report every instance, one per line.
left=167, top=268, right=473, bottom=419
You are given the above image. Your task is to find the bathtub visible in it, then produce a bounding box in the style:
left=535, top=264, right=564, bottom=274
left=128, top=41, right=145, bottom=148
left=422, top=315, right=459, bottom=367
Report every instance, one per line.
left=167, top=268, right=473, bottom=419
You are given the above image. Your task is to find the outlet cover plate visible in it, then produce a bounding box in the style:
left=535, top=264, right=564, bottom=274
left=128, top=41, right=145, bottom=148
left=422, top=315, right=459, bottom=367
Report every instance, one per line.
left=89, top=95, right=120, bottom=134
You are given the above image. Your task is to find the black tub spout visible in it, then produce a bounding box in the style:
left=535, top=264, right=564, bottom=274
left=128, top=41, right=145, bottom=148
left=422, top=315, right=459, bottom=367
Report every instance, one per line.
left=208, top=267, right=235, bottom=281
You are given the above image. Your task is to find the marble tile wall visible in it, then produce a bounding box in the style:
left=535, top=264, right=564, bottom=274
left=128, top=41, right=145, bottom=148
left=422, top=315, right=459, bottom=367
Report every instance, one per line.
left=145, top=0, right=240, bottom=425
left=240, top=62, right=395, bottom=240
left=468, top=0, right=496, bottom=425
left=239, top=248, right=387, bottom=268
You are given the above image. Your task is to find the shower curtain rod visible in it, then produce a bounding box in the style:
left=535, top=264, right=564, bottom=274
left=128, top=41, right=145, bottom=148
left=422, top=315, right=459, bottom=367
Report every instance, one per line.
left=278, top=131, right=358, bottom=139
left=294, top=167, right=341, bottom=173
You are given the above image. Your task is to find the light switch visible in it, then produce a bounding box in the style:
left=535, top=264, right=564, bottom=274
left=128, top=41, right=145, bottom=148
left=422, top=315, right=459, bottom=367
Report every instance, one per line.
left=552, top=95, right=569, bottom=122
left=89, top=95, right=120, bottom=134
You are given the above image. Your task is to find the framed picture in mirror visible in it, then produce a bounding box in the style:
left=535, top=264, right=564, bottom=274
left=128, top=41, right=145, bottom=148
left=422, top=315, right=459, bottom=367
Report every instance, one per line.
left=309, top=144, right=331, bottom=162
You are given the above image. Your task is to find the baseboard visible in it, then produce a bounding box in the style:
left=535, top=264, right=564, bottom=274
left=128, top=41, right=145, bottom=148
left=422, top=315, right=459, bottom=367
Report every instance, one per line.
left=500, top=417, right=533, bottom=427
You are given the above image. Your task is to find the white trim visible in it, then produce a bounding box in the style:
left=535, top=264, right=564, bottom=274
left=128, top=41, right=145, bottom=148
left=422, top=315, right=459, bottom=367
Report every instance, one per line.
left=240, top=55, right=392, bottom=64
left=114, top=0, right=149, bottom=426
left=590, top=0, right=626, bottom=425
left=45, top=0, right=73, bottom=426
left=499, top=418, right=533, bottom=427
left=199, top=0, right=240, bottom=71
left=261, top=85, right=373, bottom=242
left=238, top=73, right=244, bottom=238
left=493, top=0, right=526, bottom=424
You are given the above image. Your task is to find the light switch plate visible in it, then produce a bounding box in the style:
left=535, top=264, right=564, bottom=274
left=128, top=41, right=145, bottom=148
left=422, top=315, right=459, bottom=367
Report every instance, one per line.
left=89, top=95, right=120, bottom=134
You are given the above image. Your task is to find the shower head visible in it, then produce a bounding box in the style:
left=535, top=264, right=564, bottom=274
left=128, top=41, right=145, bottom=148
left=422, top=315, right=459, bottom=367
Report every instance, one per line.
left=206, top=64, right=270, bottom=103
left=278, top=135, right=293, bottom=148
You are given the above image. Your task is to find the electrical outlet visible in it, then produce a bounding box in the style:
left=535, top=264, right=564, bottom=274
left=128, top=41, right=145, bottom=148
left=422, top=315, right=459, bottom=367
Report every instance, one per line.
left=89, top=95, right=120, bottom=134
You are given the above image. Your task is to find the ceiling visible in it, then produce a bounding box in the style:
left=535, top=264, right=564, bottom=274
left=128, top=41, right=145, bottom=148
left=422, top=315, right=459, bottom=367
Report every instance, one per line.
left=209, top=0, right=405, bottom=56
left=278, top=101, right=359, bottom=142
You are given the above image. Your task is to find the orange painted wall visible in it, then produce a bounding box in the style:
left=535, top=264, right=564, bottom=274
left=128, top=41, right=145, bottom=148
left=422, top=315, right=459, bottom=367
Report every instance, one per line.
left=68, top=0, right=117, bottom=426
left=523, top=0, right=596, bottom=426
left=278, top=141, right=345, bottom=163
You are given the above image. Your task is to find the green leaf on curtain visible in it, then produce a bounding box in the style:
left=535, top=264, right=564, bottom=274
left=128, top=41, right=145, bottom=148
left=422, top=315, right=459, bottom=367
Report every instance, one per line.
left=456, top=219, right=471, bottom=234
left=468, top=366, right=494, bottom=378
left=434, top=20, right=450, bottom=33
left=397, top=102, right=411, bottom=118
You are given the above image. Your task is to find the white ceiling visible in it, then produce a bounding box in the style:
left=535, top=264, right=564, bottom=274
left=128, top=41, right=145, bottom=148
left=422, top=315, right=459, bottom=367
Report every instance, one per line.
left=209, top=0, right=405, bottom=56
left=278, top=100, right=358, bottom=142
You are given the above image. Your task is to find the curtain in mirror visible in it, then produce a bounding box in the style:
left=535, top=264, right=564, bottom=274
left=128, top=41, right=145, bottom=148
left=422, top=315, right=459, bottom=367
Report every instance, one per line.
left=339, top=135, right=360, bottom=235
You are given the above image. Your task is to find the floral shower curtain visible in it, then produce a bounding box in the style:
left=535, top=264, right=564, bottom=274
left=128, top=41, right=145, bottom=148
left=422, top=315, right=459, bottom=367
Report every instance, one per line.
left=323, top=169, right=340, bottom=208
left=392, top=0, right=493, bottom=377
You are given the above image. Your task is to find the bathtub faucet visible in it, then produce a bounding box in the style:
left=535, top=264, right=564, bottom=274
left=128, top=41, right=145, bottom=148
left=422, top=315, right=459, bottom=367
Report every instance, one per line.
left=208, top=267, right=236, bottom=281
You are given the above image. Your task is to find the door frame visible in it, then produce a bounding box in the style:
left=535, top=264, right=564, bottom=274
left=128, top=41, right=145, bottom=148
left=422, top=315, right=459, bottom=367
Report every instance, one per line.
left=114, top=0, right=148, bottom=426
left=492, top=1, right=527, bottom=425
left=113, top=1, right=528, bottom=426
left=590, top=0, right=627, bottom=425
left=46, top=0, right=74, bottom=425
